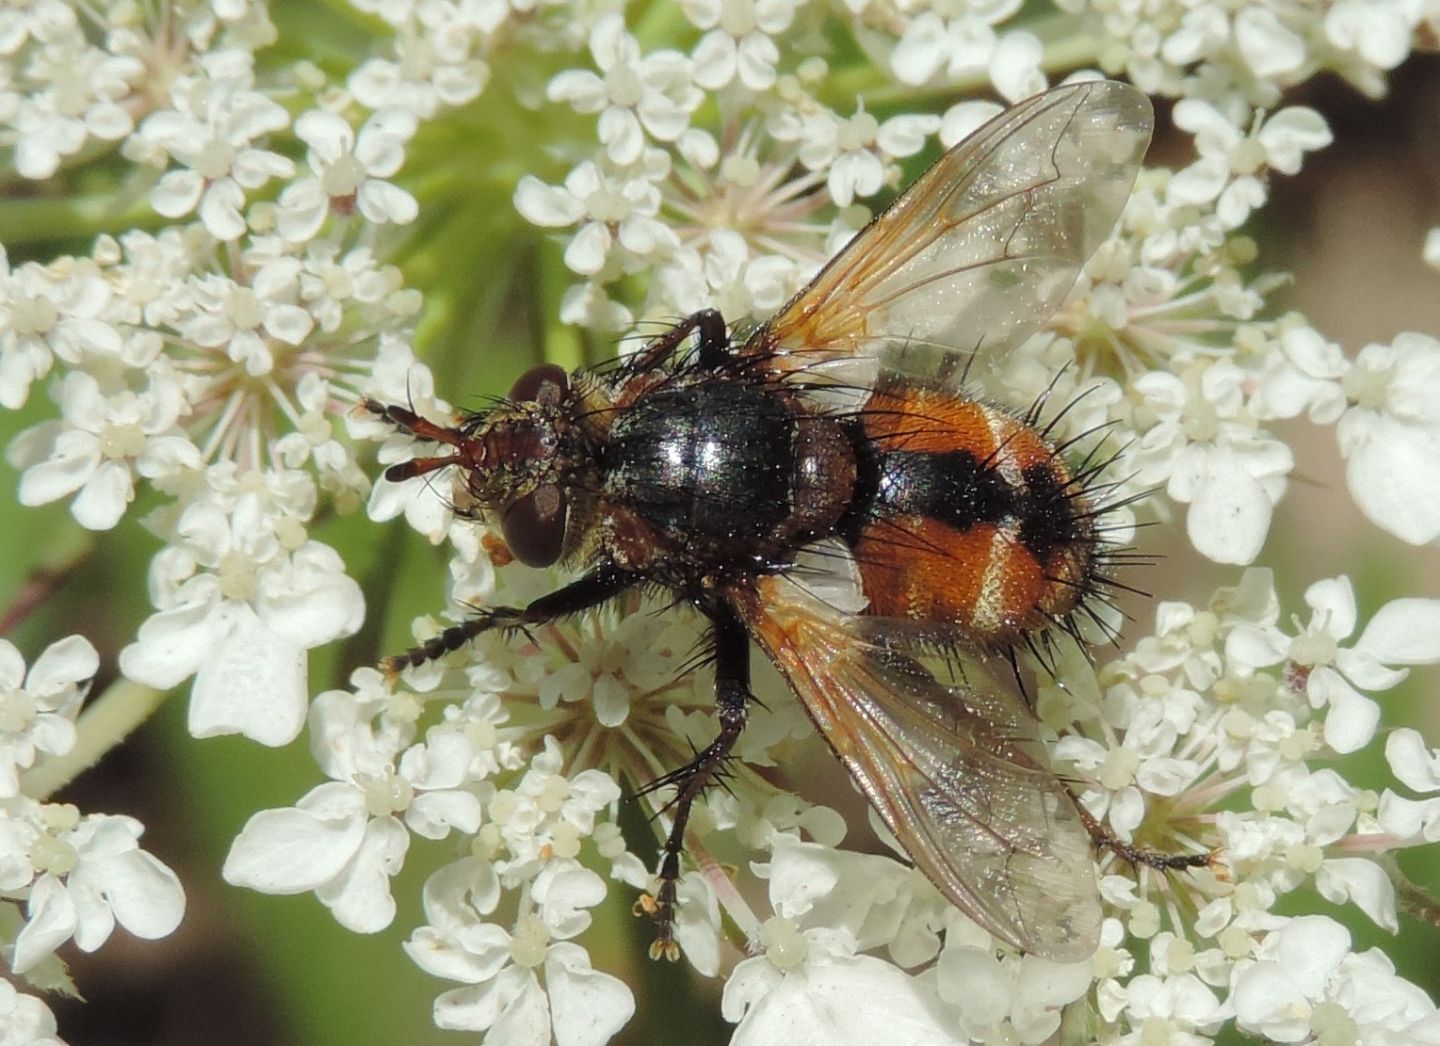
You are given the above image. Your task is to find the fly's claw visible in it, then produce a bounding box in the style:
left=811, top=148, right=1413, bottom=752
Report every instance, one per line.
left=635, top=879, right=682, bottom=962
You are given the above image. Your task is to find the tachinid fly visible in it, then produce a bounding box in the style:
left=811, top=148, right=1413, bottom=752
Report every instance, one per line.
left=367, top=80, right=1209, bottom=962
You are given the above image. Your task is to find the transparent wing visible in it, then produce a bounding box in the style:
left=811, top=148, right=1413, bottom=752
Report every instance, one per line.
left=733, top=573, right=1101, bottom=961
left=745, top=80, right=1152, bottom=385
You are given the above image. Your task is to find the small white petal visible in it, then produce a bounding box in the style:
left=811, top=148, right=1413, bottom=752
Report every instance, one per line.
left=1316, top=857, right=1398, bottom=932
left=1376, top=790, right=1435, bottom=837
left=315, top=816, right=408, bottom=933
left=151, top=169, right=203, bottom=218
left=198, top=179, right=248, bottom=241
left=223, top=784, right=367, bottom=892
left=989, top=31, right=1045, bottom=102
left=13, top=875, right=77, bottom=973
left=407, top=790, right=483, bottom=840
left=357, top=181, right=419, bottom=225
left=71, top=460, right=134, bottom=530
left=1233, top=961, right=1310, bottom=1041
left=1276, top=915, right=1350, bottom=995
left=939, top=100, right=1003, bottom=148
left=1184, top=459, right=1270, bottom=564
left=547, top=69, right=607, bottom=111
left=598, top=107, right=643, bottom=166
left=692, top=31, right=738, bottom=90
left=1385, top=729, right=1440, bottom=793
left=474, top=968, right=550, bottom=1044
left=257, top=546, right=365, bottom=649
left=1355, top=598, right=1440, bottom=665
left=26, top=635, right=99, bottom=694
left=295, top=109, right=354, bottom=158
left=546, top=942, right=636, bottom=1046
left=1235, top=5, right=1306, bottom=76
left=1317, top=677, right=1380, bottom=753
left=726, top=950, right=964, bottom=1046
left=90, top=849, right=186, bottom=940
left=189, top=604, right=308, bottom=746
left=119, top=602, right=226, bottom=689
left=1259, top=108, right=1332, bottom=174
left=1340, top=414, right=1440, bottom=544
left=564, top=222, right=612, bottom=276
left=276, top=179, right=329, bottom=242
left=736, top=33, right=779, bottom=92
left=514, top=176, right=585, bottom=227
left=17, top=430, right=99, bottom=506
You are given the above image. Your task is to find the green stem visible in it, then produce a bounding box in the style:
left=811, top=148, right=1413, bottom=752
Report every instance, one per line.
left=1038, top=29, right=1106, bottom=77
left=21, top=678, right=168, bottom=800
left=0, top=526, right=96, bottom=637
left=1389, top=854, right=1440, bottom=929
left=0, top=194, right=161, bottom=248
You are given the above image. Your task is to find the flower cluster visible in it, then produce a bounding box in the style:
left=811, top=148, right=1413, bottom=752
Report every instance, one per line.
left=0, top=637, right=184, bottom=1027
left=2, top=0, right=1440, bottom=1043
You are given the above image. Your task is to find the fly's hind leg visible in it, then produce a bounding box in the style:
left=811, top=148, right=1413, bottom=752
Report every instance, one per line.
left=638, top=603, right=750, bottom=961
left=1067, top=786, right=1220, bottom=876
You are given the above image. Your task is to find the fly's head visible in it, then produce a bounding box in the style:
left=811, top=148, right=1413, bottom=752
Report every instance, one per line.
left=458, top=363, right=585, bottom=568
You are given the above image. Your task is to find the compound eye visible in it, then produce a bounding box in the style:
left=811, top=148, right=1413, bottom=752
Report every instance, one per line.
left=509, top=364, right=569, bottom=407
left=500, top=484, right=568, bottom=567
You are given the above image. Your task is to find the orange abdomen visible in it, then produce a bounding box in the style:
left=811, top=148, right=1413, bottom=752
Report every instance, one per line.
left=848, top=386, right=1098, bottom=646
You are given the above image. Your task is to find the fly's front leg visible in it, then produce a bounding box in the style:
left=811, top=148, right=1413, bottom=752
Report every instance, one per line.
left=640, top=604, right=750, bottom=961
left=361, top=400, right=471, bottom=483
left=381, top=565, right=639, bottom=675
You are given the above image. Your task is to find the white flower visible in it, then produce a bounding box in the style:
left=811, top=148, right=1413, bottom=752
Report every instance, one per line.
left=176, top=259, right=315, bottom=377
left=547, top=15, right=702, bottom=165
left=1234, top=6, right=1308, bottom=80
left=404, top=855, right=633, bottom=1046
left=222, top=677, right=485, bottom=931
left=134, top=49, right=294, bottom=240
left=1102, top=969, right=1228, bottom=1041
left=890, top=12, right=1001, bottom=87
left=719, top=835, right=961, bottom=1044
left=783, top=105, right=940, bottom=208
left=358, top=358, right=455, bottom=541
left=1324, top=0, right=1417, bottom=82
left=885, top=6, right=1044, bottom=101
left=2, top=2, right=142, bottom=180
left=935, top=932, right=1095, bottom=1043
left=277, top=108, right=420, bottom=243
left=485, top=737, right=625, bottom=877
left=1, top=799, right=185, bottom=975
left=1228, top=577, right=1440, bottom=754
left=1380, top=729, right=1440, bottom=842
left=684, top=0, right=796, bottom=92
left=651, top=230, right=799, bottom=327
left=0, top=635, right=97, bottom=799
left=346, top=4, right=492, bottom=118
left=1250, top=325, right=1348, bottom=424
left=118, top=491, right=365, bottom=746
left=0, top=976, right=62, bottom=1046
left=0, top=245, right=123, bottom=411
left=1170, top=101, right=1332, bottom=229
left=8, top=368, right=185, bottom=530
left=1337, top=332, right=1440, bottom=545
left=1233, top=915, right=1440, bottom=1042
left=1127, top=362, right=1293, bottom=565
left=513, top=152, right=677, bottom=277
left=724, top=922, right=963, bottom=1046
